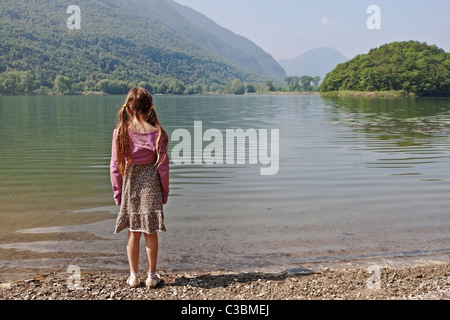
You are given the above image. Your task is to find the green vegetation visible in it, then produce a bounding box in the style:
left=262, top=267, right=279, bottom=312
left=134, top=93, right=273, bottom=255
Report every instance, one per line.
left=320, top=41, right=450, bottom=97
left=0, top=70, right=318, bottom=96
left=284, top=76, right=321, bottom=92
left=0, top=0, right=286, bottom=96
left=5, top=2, right=445, bottom=98
left=320, top=90, right=412, bottom=98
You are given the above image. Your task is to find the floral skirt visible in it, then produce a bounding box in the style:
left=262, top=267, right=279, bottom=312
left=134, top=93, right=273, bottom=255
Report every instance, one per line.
left=114, top=162, right=166, bottom=234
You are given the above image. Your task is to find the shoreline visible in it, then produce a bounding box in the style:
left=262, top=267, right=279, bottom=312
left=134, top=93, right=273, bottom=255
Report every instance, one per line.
left=5, top=90, right=449, bottom=98
left=319, top=90, right=416, bottom=98
left=1, top=258, right=448, bottom=300
left=1, top=91, right=319, bottom=97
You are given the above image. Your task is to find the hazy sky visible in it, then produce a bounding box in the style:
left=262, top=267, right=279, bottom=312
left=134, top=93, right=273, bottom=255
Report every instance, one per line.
left=173, top=0, right=450, bottom=61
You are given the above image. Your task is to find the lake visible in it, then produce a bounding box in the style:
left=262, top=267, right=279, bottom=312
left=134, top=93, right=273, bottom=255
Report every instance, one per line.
left=0, top=94, right=449, bottom=278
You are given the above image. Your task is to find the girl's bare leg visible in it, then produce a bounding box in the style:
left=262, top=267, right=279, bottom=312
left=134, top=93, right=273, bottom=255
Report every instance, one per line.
left=127, top=230, right=142, bottom=275
left=144, top=232, right=158, bottom=275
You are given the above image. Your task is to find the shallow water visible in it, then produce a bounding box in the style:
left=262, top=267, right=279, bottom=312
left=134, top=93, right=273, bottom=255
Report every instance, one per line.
left=0, top=95, right=449, bottom=276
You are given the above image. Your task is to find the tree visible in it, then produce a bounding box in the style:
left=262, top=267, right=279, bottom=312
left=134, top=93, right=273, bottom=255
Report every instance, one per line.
left=312, top=76, right=321, bottom=87
left=168, top=79, right=186, bottom=94
left=230, top=79, right=245, bottom=95
left=97, top=79, right=130, bottom=94
left=138, top=81, right=153, bottom=93
left=285, top=76, right=300, bottom=91
left=265, top=80, right=275, bottom=92
left=285, top=76, right=318, bottom=92
left=300, top=76, right=313, bottom=91
left=155, top=81, right=169, bottom=94
left=54, top=75, right=72, bottom=94
left=0, top=71, right=34, bottom=95
left=245, top=83, right=256, bottom=93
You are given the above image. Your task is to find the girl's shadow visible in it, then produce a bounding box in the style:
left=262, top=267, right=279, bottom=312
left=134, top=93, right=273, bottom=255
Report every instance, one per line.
left=166, top=268, right=314, bottom=289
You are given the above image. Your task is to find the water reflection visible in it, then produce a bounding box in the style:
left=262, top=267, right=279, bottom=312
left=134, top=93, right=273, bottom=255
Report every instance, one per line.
left=322, top=96, right=450, bottom=136
left=321, top=96, right=450, bottom=176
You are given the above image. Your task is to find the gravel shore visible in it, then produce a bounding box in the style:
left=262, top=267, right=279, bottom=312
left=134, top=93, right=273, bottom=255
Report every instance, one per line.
left=1, top=260, right=449, bottom=301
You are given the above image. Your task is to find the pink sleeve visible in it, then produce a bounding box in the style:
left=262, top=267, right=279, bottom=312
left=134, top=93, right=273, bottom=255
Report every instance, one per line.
left=110, top=129, right=123, bottom=206
left=157, top=132, right=170, bottom=204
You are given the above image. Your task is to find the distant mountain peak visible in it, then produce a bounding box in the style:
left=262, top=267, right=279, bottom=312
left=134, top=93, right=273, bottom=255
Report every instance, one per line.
left=278, top=48, right=348, bottom=80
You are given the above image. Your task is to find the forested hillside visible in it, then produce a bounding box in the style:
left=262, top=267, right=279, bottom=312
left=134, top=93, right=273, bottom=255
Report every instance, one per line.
left=0, top=0, right=286, bottom=95
left=320, top=41, right=450, bottom=97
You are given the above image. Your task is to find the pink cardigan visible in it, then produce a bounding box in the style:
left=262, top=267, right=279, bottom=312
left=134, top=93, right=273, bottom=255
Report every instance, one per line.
left=110, top=129, right=170, bottom=206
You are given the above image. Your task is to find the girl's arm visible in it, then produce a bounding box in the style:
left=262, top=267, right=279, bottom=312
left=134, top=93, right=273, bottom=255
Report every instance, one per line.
left=157, top=132, right=170, bottom=204
left=110, top=129, right=123, bottom=206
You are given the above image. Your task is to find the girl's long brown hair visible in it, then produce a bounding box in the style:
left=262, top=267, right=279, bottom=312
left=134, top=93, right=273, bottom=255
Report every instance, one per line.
left=116, top=87, right=167, bottom=176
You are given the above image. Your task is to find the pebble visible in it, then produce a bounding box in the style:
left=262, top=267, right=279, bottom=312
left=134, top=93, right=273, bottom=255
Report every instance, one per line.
left=0, top=262, right=449, bottom=300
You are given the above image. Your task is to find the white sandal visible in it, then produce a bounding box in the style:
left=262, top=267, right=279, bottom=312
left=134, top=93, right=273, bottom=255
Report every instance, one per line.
left=127, top=275, right=140, bottom=288
left=146, top=274, right=162, bottom=288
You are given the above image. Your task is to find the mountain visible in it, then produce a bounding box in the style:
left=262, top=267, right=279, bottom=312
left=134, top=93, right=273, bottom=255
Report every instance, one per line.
left=278, top=48, right=348, bottom=81
left=167, top=1, right=286, bottom=81
left=0, top=0, right=286, bottom=94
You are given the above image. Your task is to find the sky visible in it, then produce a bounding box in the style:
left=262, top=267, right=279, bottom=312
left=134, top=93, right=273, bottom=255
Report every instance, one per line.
left=173, top=0, right=450, bottom=61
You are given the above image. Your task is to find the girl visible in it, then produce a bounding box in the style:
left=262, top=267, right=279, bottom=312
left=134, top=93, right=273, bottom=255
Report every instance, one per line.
left=110, top=87, right=169, bottom=288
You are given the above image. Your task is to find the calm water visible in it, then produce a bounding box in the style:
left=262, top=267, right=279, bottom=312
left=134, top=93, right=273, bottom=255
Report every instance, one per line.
left=0, top=95, right=449, bottom=276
